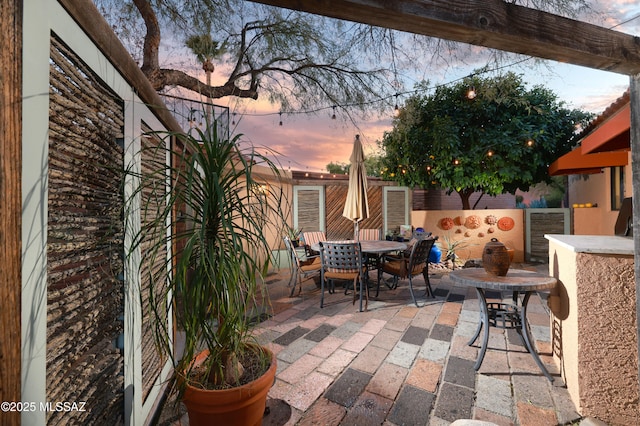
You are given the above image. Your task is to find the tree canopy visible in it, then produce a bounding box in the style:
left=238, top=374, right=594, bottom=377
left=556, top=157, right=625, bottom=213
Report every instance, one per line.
left=326, top=154, right=384, bottom=177
left=378, top=72, right=592, bottom=209
left=95, top=0, right=595, bottom=117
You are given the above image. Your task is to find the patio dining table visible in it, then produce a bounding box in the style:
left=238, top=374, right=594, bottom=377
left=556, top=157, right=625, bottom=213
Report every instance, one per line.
left=310, top=239, right=407, bottom=256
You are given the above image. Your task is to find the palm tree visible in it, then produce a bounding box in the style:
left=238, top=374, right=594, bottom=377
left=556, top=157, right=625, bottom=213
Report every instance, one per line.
left=186, top=34, right=226, bottom=117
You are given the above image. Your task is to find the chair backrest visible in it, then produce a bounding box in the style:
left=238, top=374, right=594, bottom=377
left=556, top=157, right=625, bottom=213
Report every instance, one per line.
left=359, top=228, right=381, bottom=241
left=408, top=237, right=438, bottom=271
left=283, top=236, right=298, bottom=266
left=301, top=231, right=326, bottom=247
left=319, top=241, right=363, bottom=273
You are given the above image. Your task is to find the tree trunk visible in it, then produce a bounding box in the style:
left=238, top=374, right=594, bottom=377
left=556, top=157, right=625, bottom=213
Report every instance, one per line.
left=458, top=189, right=472, bottom=210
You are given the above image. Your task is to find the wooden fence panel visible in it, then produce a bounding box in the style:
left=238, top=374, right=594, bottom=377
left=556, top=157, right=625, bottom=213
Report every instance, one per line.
left=325, top=185, right=383, bottom=240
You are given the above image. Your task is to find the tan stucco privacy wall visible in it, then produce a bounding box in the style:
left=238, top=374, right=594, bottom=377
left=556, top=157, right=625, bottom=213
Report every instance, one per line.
left=567, top=157, right=633, bottom=235
left=411, top=209, right=524, bottom=263
left=573, top=206, right=622, bottom=235
left=547, top=235, right=638, bottom=425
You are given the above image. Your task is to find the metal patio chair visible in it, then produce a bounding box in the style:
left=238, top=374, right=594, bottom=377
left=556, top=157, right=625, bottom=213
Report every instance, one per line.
left=377, top=236, right=438, bottom=307
left=318, top=241, right=367, bottom=311
left=284, top=236, right=321, bottom=297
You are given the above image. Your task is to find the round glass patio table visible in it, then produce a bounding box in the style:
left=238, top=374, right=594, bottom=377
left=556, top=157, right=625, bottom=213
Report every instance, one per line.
left=449, top=268, right=557, bottom=381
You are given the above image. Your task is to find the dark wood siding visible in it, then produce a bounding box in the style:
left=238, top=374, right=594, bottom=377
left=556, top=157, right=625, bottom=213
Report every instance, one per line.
left=47, top=34, right=124, bottom=425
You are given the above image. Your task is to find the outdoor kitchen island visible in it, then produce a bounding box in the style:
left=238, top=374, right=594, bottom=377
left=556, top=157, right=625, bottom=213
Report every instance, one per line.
left=545, top=234, right=638, bottom=425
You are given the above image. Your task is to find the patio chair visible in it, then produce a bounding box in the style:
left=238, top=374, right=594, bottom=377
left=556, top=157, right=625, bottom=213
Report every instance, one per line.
left=318, top=241, right=367, bottom=311
left=359, top=228, right=381, bottom=241
left=358, top=228, right=383, bottom=277
left=301, top=231, right=326, bottom=255
left=377, top=236, right=438, bottom=307
left=284, top=236, right=321, bottom=297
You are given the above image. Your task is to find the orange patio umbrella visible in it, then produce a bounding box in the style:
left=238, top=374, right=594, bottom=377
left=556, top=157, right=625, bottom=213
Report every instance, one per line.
left=342, top=135, right=369, bottom=240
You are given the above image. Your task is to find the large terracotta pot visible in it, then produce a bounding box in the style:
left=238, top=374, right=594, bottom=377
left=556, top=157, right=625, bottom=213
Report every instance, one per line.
left=182, top=346, right=276, bottom=426
left=482, top=238, right=511, bottom=276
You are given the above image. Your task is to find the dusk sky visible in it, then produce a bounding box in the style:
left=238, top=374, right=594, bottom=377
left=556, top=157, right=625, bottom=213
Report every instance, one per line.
left=174, top=1, right=640, bottom=174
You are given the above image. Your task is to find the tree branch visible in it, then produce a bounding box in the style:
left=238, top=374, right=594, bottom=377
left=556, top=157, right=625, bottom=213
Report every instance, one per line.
left=155, top=69, right=259, bottom=99
left=133, top=0, right=160, bottom=73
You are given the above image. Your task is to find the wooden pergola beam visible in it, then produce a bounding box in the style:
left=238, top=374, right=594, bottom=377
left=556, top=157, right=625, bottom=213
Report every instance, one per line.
left=250, top=0, right=640, bottom=75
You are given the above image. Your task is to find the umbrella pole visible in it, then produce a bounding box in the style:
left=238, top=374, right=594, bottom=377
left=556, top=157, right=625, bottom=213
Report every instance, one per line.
left=354, top=221, right=359, bottom=241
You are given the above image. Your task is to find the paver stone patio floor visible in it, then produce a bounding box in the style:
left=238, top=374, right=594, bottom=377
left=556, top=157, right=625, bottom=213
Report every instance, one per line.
left=158, top=263, right=583, bottom=426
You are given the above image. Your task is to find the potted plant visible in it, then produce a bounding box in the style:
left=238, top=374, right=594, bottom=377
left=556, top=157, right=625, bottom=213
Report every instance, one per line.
left=128, top=120, right=286, bottom=425
left=286, top=226, right=302, bottom=247
left=439, top=234, right=472, bottom=269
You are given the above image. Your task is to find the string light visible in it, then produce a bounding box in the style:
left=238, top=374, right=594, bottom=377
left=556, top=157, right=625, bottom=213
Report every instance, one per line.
left=225, top=57, right=536, bottom=124
left=487, top=149, right=494, bottom=157
left=467, top=86, right=476, bottom=100
left=526, top=139, right=534, bottom=147
left=331, top=106, right=336, bottom=120
left=394, top=94, right=400, bottom=117
left=231, top=112, right=236, bottom=125
left=279, top=111, right=283, bottom=126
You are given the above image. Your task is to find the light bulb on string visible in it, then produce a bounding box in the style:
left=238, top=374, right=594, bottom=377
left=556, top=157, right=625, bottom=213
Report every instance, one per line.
left=331, top=106, right=336, bottom=120
left=231, top=112, right=236, bottom=125
left=279, top=111, right=283, bottom=126
left=393, top=94, right=400, bottom=117
left=467, top=86, right=476, bottom=100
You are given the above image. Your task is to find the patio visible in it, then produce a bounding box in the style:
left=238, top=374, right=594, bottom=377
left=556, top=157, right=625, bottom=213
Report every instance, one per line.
left=159, top=263, right=585, bottom=426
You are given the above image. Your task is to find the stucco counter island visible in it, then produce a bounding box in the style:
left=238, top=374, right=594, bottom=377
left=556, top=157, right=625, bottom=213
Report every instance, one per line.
left=545, top=234, right=638, bottom=425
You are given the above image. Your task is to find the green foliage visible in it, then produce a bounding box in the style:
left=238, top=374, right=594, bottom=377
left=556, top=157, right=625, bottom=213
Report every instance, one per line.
left=126, top=119, right=286, bottom=393
left=326, top=162, right=349, bottom=174
left=379, top=72, right=592, bottom=209
left=185, top=34, right=226, bottom=64
left=326, top=154, right=385, bottom=177
left=438, top=234, right=473, bottom=266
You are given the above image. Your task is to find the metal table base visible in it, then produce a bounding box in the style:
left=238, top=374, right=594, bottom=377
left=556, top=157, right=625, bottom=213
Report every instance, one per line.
left=468, top=288, right=554, bottom=382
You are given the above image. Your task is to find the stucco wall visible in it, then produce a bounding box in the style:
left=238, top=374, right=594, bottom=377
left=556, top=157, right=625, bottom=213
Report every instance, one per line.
left=568, top=159, right=633, bottom=235
left=549, top=241, right=638, bottom=425
left=572, top=207, right=620, bottom=235
left=411, top=209, right=524, bottom=263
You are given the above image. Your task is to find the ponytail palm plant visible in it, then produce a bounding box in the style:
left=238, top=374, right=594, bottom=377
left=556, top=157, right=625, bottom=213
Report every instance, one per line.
left=129, top=120, right=286, bottom=395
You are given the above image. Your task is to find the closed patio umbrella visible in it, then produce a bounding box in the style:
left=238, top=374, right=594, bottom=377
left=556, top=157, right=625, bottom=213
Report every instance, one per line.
left=342, top=135, right=369, bottom=240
